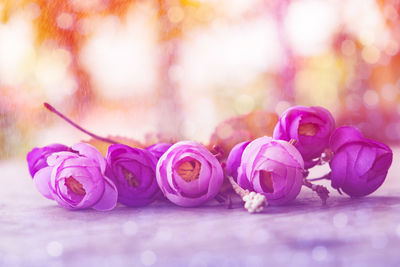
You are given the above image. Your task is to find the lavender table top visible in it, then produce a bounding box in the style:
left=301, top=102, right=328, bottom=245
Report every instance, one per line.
left=1, top=153, right=400, bottom=267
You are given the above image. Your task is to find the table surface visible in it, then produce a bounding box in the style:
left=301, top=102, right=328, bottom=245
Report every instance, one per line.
left=1, top=152, right=400, bottom=267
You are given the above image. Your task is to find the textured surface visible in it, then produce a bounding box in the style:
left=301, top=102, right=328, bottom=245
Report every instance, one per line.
left=1, top=152, right=400, bottom=267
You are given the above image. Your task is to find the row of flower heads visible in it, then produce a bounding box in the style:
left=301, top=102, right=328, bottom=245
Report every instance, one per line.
left=27, top=104, right=393, bottom=213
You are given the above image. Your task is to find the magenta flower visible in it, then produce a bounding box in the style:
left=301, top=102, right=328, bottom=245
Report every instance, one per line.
left=106, top=144, right=160, bottom=207
left=27, top=143, right=69, bottom=178
left=31, top=143, right=118, bottom=211
left=226, top=141, right=250, bottom=180
left=156, top=141, right=224, bottom=207
left=329, top=126, right=393, bottom=197
left=237, top=136, right=304, bottom=205
left=273, top=106, right=335, bottom=168
left=146, top=143, right=172, bottom=160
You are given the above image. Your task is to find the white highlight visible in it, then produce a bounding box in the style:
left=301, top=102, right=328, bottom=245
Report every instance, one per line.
left=312, top=245, right=327, bottom=261
left=80, top=4, right=158, bottom=99
left=140, top=250, right=157, bottom=266
left=285, top=0, right=339, bottom=56
left=46, top=241, right=63, bottom=257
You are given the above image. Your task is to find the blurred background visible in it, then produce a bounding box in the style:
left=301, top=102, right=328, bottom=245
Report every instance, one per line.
left=1, top=0, right=399, bottom=158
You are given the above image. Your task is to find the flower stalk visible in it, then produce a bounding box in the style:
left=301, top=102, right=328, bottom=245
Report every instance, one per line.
left=302, top=178, right=329, bottom=205
left=44, top=102, right=118, bottom=144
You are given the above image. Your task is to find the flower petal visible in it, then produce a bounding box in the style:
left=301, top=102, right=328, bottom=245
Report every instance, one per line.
left=92, top=176, right=118, bottom=211
left=72, top=143, right=106, bottom=173
left=33, top=166, right=54, bottom=200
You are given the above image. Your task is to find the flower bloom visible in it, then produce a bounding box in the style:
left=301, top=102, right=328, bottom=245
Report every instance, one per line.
left=27, top=143, right=69, bottom=178
left=31, top=143, right=118, bottom=211
left=156, top=141, right=224, bottom=207
left=106, top=144, right=160, bottom=207
left=237, top=136, right=304, bottom=205
left=273, top=106, right=335, bottom=168
left=146, top=143, right=172, bottom=160
left=329, top=126, right=393, bottom=197
left=226, top=141, right=250, bottom=180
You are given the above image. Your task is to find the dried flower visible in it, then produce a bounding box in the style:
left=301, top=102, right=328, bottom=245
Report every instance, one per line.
left=225, top=141, right=250, bottom=180
left=329, top=126, right=393, bottom=197
left=27, top=144, right=69, bottom=178
left=156, top=141, right=224, bottom=207
left=30, top=143, right=118, bottom=211
left=208, top=110, right=278, bottom=160
left=273, top=106, right=335, bottom=168
left=106, top=144, right=160, bottom=207
left=237, top=136, right=304, bottom=205
left=243, top=192, right=267, bottom=213
left=227, top=176, right=267, bottom=213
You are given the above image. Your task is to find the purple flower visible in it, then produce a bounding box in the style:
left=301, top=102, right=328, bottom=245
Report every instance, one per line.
left=31, top=143, right=118, bottom=211
left=106, top=144, right=160, bottom=207
left=156, top=141, right=224, bottom=207
left=226, top=141, right=250, bottom=180
left=237, top=136, right=304, bottom=205
left=27, top=143, right=69, bottom=178
left=146, top=143, right=173, bottom=160
left=329, top=126, right=393, bottom=197
left=273, top=106, right=335, bottom=168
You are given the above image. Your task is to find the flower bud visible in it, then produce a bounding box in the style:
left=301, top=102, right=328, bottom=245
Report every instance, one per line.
left=329, top=126, right=393, bottom=197
left=30, top=143, right=118, bottom=211
left=27, top=144, right=69, bottom=178
left=226, top=141, right=250, bottom=180
left=156, top=141, right=224, bottom=207
left=106, top=144, right=160, bottom=207
left=237, top=136, right=304, bottom=205
left=146, top=143, right=172, bottom=160
left=273, top=106, right=335, bottom=168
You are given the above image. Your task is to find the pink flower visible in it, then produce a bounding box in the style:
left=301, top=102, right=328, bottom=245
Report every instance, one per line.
left=156, top=141, right=224, bottom=207
left=273, top=106, right=335, bottom=168
left=237, top=136, right=304, bottom=205
left=226, top=141, right=250, bottom=180
left=31, top=143, right=118, bottom=211
left=27, top=144, right=69, bottom=178
left=146, top=143, right=172, bottom=160
left=106, top=144, right=160, bottom=207
left=329, top=126, right=393, bottom=197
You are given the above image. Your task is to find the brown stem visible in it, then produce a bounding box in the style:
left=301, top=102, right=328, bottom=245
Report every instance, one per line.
left=289, top=139, right=298, bottom=146
left=303, top=179, right=330, bottom=205
left=44, top=102, right=118, bottom=144
left=212, top=145, right=225, bottom=161
left=227, top=176, right=249, bottom=199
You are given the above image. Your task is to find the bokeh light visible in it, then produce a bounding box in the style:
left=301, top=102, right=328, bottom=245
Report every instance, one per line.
left=1, top=0, right=400, bottom=158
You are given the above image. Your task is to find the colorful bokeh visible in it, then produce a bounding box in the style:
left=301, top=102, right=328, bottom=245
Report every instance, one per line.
left=1, top=0, right=400, bottom=158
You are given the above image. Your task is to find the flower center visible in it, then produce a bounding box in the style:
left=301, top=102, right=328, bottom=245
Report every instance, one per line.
left=65, top=176, right=86, bottom=195
left=298, top=123, right=318, bottom=136
left=260, top=171, right=274, bottom=193
left=122, top=167, right=140, bottom=188
left=177, top=160, right=201, bottom=182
